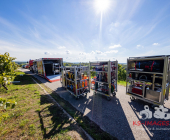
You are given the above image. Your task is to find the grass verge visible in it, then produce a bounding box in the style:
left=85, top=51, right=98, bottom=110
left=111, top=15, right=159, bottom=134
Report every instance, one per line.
left=118, top=80, right=126, bottom=87
left=0, top=71, right=87, bottom=139
left=34, top=77, right=117, bottom=140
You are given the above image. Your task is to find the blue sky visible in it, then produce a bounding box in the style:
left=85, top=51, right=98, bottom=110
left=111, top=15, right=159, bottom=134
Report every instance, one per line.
left=0, top=0, right=170, bottom=63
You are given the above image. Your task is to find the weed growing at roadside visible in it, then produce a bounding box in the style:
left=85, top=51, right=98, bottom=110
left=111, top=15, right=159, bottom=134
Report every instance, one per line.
left=19, top=119, right=29, bottom=128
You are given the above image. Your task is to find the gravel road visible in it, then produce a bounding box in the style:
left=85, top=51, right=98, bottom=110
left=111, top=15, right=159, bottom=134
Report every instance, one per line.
left=21, top=68, right=170, bottom=140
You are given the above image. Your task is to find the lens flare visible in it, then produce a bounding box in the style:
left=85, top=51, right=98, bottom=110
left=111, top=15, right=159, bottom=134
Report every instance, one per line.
left=94, top=0, right=110, bottom=12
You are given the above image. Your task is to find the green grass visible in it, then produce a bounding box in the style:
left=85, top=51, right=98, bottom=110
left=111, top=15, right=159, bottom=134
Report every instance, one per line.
left=19, top=119, right=29, bottom=128
left=0, top=71, right=87, bottom=139
left=34, top=91, right=40, bottom=94
left=118, top=80, right=126, bottom=86
left=29, top=124, right=36, bottom=135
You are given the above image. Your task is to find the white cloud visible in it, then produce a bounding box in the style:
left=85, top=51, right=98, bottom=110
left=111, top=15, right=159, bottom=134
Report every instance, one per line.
left=95, top=50, right=107, bottom=56
left=79, top=52, right=86, bottom=55
left=96, top=50, right=102, bottom=54
left=109, top=44, right=121, bottom=49
left=66, top=50, right=71, bottom=54
left=44, top=52, right=52, bottom=55
left=58, top=46, right=66, bottom=49
left=109, top=21, right=131, bottom=32
left=105, top=50, right=118, bottom=53
left=153, top=43, right=159, bottom=45
left=114, top=22, right=120, bottom=27
left=90, top=51, right=95, bottom=54
left=136, top=45, right=144, bottom=49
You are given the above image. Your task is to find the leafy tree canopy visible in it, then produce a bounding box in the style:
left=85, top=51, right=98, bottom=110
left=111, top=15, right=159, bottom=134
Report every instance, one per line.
left=0, top=52, right=17, bottom=90
left=118, top=64, right=126, bottom=81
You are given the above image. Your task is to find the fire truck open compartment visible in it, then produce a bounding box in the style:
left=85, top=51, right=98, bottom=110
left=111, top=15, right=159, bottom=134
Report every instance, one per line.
left=126, top=55, right=170, bottom=106
left=36, top=58, right=63, bottom=82
left=43, top=59, right=62, bottom=76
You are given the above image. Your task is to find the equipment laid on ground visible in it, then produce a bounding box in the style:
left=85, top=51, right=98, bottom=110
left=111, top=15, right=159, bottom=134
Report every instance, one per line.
left=62, top=66, right=90, bottom=99
left=126, top=55, right=170, bottom=106
left=89, top=60, right=118, bottom=101
left=32, top=58, right=63, bottom=82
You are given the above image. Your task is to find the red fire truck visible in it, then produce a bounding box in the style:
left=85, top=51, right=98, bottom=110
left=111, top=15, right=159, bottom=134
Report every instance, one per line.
left=29, top=60, right=34, bottom=72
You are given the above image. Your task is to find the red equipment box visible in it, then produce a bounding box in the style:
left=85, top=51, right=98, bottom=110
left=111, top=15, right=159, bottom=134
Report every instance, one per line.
left=132, top=87, right=143, bottom=96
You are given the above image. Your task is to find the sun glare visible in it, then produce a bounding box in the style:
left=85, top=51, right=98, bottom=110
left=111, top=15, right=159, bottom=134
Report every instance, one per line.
left=95, top=0, right=110, bottom=12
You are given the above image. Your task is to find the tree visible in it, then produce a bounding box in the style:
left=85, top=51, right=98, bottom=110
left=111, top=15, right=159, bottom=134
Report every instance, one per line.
left=0, top=52, right=17, bottom=90
left=118, top=64, right=126, bottom=81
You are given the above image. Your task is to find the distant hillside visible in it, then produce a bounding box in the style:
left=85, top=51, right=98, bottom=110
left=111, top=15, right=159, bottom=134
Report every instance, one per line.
left=63, top=62, right=88, bottom=66
left=14, top=61, right=27, bottom=64
left=119, top=63, right=127, bottom=65
left=119, top=63, right=127, bottom=69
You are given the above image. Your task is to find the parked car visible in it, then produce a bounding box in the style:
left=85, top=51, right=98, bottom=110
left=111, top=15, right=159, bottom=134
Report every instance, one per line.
left=22, top=65, right=25, bottom=68
left=25, top=64, right=29, bottom=69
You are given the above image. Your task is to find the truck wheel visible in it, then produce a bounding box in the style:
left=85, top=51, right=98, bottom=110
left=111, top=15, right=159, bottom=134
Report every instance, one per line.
left=107, top=96, right=111, bottom=101
left=130, top=96, right=135, bottom=101
left=112, top=92, right=116, bottom=96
